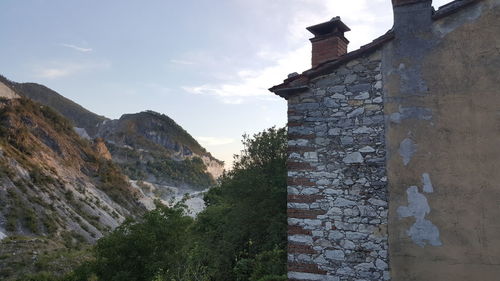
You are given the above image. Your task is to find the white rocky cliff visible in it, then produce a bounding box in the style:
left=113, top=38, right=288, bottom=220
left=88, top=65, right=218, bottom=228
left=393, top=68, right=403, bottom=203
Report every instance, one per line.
left=0, top=82, right=19, bottom=99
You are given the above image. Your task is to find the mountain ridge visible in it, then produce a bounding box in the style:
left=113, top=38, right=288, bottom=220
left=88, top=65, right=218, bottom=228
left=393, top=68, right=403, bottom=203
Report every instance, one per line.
left=0, top=75, right=224, bottom=188
left=0, top=75, right=108, bottom=137
left=0, top=76, right=224, bottom=280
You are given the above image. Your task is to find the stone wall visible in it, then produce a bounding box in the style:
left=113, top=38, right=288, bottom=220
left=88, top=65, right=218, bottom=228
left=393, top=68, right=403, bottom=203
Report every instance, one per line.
left=286, top=50, right=390, bottom=281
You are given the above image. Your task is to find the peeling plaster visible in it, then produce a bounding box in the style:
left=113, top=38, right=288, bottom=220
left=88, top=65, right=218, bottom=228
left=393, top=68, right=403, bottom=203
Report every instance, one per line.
left=397, top=175, right=442, bottom=247
left=399, top=137, right=417, bottom=166
left=434, top=3, right=483, bottom=37
left=390, top=106, right=433, bottom=124
left=422, top=173, right=433, bottom=193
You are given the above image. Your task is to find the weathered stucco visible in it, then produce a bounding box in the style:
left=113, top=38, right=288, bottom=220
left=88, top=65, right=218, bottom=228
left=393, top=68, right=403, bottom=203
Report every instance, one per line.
left=383, top=0, right=500, bottom=280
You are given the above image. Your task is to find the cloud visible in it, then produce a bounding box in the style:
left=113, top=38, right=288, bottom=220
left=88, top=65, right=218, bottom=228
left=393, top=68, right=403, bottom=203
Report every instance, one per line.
left=60, top=43, right=93, bottom=53
left=34, top=61, right=111, bottom=79
left=196, top=137, right=235, bottom=146
left=182, top=45, right=310, bottom=104
left=181, top=0, right=395, bottom=105
left=285, top=0, right=393, bottom=50
left=170, top=59, right=195, bottom=65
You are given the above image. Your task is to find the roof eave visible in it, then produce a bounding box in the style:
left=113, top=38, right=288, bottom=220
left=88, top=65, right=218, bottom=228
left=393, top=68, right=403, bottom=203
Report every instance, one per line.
left=269, top=30, right=395, bottom=99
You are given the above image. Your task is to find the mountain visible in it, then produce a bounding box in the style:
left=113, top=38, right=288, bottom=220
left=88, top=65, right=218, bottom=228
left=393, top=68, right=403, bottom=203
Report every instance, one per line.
left=0, top=76, right=224, bottom=279
left=0, top=92, right=145, bottom=239
left=0, top=76, right=107, bottom=137
left=0, top=75, right=224, bottom=200
left=0, top=91, right=147, bottom=279
left=97, top=111, right=223, bottom=187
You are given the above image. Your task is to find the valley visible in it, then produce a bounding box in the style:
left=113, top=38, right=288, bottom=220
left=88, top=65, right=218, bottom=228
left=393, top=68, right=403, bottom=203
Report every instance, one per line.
left=0, top=76, right=225, bottom=280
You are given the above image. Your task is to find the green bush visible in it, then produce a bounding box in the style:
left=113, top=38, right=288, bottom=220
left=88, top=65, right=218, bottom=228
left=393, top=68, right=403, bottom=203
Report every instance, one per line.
left=61, top=127, right=288, bottom=281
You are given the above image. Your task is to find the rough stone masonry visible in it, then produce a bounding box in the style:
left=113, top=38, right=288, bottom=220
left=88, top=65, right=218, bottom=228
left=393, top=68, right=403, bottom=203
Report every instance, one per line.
left=286, top=50, right=389, bottom=281
left=270, top=0, right=500, bottom=280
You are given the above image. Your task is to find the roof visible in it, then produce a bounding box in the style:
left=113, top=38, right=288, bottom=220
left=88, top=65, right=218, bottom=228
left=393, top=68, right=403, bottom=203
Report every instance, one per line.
left=433, top=0, right=481, bottom=19
left=269, top=30, right=394, bottom=99
left=269, top=0, right=484, bottom=99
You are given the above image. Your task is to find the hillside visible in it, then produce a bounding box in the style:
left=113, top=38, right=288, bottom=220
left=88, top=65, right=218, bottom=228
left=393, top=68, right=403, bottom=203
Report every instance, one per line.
left=0, top=75, right=224, bottom=191
left=0, top=94, right=146, bottom=280
left=0, top=75, right=107, bottom=137
left=97, top=111, right=223, bottom=188
left=31, top=127, right=287, bottom=281
left=0, top=75, right=228, bottom=279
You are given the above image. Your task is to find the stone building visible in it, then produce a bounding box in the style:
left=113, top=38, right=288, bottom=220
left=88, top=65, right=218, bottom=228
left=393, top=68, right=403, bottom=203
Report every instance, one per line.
left=269, top=0, right=500, bottom=280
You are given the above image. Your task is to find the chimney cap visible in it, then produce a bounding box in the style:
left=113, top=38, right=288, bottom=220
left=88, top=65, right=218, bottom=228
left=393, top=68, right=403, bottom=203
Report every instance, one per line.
left=306, top=16, right=351, bottom=37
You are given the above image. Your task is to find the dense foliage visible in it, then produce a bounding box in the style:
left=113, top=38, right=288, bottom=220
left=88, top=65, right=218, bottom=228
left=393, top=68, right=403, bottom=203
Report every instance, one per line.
left=190, top=127, right=288, bottom=281
left=24, top=127, right=287, bottom=281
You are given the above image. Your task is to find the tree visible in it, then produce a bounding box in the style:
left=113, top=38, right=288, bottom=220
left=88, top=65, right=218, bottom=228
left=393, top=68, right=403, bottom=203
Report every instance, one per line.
left=73, top=202, right=193, bottom=281
left=66, top=127, right=288, bottom=281
left=189, top=127, right=287, bottom=281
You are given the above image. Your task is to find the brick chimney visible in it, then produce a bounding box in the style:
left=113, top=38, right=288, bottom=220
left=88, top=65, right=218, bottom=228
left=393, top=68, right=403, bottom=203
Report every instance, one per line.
left=307, top=17, right=350, bottom=68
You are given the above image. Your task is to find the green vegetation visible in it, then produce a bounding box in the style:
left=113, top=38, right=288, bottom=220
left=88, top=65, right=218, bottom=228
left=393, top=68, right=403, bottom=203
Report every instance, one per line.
left=96, top=159, right=140, bottom=210
left=0, top=97, right=80, bottom=160
left=38, top=104, right=74, bottom=134
left=1, top=77, right=222, bottom=193
left=0, top=86, right=153, bottom=280
left=0, top=99, right=35, bottom=155
left=0, top=235, right=93, bottom=281
left=0, top=84, right=284, bottom=281
left=108, top=142, right=215, bottom=189
left=5, top=188, right=40, bottom=234
left=189, top=127, right=287, bottom=281
left=127, top=111, right=210, bottom=157
left=30, top=166, right=56, bottom=186
left=0, top=159, right=16, bottom=179
left=11, top=127, right=286, bottom=281
left=146, top=157, right=214, bottom=189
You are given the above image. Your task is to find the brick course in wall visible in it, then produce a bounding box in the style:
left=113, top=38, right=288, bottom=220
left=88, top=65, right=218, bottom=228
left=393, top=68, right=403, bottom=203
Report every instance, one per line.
left=285, top=50, right=389, bottom=281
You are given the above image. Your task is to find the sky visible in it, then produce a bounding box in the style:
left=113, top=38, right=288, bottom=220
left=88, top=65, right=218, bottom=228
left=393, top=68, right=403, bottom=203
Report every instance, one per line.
left=0, top=0, right=450, bottom=168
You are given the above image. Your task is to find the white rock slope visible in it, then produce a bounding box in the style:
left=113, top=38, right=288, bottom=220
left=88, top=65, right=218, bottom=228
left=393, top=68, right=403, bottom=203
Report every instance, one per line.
left=0, top=82, right=19, bottom=99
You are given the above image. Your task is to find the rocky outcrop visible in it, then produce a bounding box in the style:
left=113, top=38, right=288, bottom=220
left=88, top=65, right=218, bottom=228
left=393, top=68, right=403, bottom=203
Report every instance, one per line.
left=94, top=138, right=112, bottom=161
left=129, top=180, right=209, bottom=216
left=200, top=155, right=224, bottom=179
left=95, top=111, right=225, bottom=187
left=0, top=97, right=145, bottom=243
left=0, top=82, right=19, bottom=100
left=0, top=76, right=225, bottom=190
left=0, top=76, right=225, bottom=280
left=96, top=111, right=208, bottom=157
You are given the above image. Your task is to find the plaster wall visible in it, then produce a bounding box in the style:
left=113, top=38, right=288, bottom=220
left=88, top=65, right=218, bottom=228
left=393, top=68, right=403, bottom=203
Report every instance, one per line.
left=383, top=0, right=500, bottom=280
